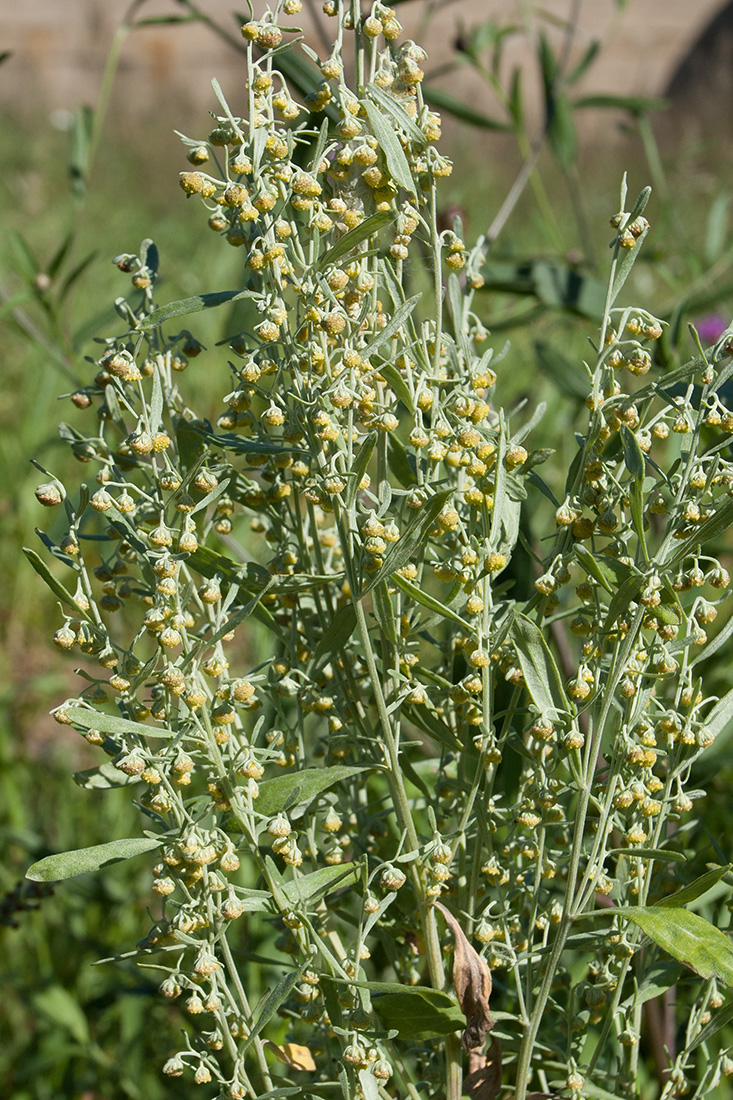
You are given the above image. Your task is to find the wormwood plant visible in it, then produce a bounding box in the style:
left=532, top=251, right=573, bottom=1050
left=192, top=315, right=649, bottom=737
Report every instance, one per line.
left=26, top=2, right=733, bottom=1099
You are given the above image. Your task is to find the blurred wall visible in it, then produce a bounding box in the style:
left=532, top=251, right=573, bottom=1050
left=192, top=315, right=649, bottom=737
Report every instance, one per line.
left=0, top=0, right=729, bottom=138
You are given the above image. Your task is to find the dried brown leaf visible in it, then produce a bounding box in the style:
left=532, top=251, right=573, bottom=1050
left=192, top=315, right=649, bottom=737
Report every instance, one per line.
left=435, top=901, right=494, bottom=1050
left=465, top=1036, right=503, bottom=1100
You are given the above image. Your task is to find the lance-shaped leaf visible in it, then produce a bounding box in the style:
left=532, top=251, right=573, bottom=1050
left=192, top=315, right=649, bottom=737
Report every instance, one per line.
left=256, top=765, right=374, bottom=819
left=435, top=901, right=494, bottom=1050
left=619, top=906, right=733, bottom=986
left=27, top=837, right=162, bottom=882
left=135, top=288, right=257, bottom=330
left=511, top=613, right=569, bottom=721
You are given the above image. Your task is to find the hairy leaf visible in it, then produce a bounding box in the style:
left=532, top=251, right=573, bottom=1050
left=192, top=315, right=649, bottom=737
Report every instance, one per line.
left=620, top=906, right=733, bottom=985
left=27, top=838, right=162, bottom=882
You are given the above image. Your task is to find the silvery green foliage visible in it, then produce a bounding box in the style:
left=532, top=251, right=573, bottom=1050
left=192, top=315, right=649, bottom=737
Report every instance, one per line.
left=30, top=3, right=733, bottom=1098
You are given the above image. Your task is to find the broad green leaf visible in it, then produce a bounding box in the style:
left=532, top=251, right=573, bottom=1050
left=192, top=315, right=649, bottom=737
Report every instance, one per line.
left=365, top=490, right=451, bottom=593
left=511, top=613, right=569, bottom=720
left=175, top=417, right=207, bottom=469
left=256, top=766, right=374, bottom=819
left=656, top=864, right=732, bottom=909
left=23, top=548, right=85, bottom=614
left=392, top=573, right=474, bottom=633
left=621, top=961, right=682, bottom=1009
left=370, top=984, right=464, bottom=1039
left=364, top=100, right=415, bottom=194
left=422, top=85, right=511, bottom=131
left=310, top=604, right=357, bottom=668
left=280, top=863, right=360, bottom=907
left=33, top=986, right=90, bottom=1045
left=346, top=432, right=377, bottom=508
left=64, top=705, right=174, bottom=740
left=620, top=906, right=733, bottom=985
left=136, top=289, right=257, bottom=330
left=387, top=433, right=417, bottom=487
left=317, top=211, right=393, bottom=271
left=27, top=837, right=162, bottom=882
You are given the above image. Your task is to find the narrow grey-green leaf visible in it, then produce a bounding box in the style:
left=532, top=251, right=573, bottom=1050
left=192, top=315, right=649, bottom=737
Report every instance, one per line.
left=27, top=837, right=162, bottom=882
left=611, top=847, right=686, bottom=863
left=366, top=83, right=428, bottom=148
left=23, top=548, right=84, bottom=614
left=346, top=432, right=377, bottom=508
left=609, top=189, right=652, bottom=306
left=603, top=571, right=645, bottom=632
left=372, top=579, right=398, bottom=643
left=256, top=766, right=374, bottom=819
left=73, top=763, right=140, bottom=789
left=149, top=364, right=164, bottom=434
left=392, top=573, right=474, bottom=634
left=511, top=613, right=570, bottom=720
left=135, top=289, right=257, bottom=330
left=241, top=964, right=307, bottom=1055
left=377, top=364, right=414, bottom=413
left=365, top=490, right=451, bottom=593
left=64, top=706, right=174, bottom=741
left=317, top=210, right=393, bottom=271
left=280, top=862, right=360, bottom=907
left=620, top=906, right=733, bottom=985
left=573, top=544, right=635, bottom=593
left=364, top=100, right=415, bottom=194
left=361, top=293, right=421, bottom=361
left=422, top=85, right=512, bottom=131
left=701, top=688, right=733, bottom=741
left=656, top=864, right=732, bottom=909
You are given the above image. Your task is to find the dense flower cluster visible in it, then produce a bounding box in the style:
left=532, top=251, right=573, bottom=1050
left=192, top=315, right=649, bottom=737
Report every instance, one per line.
left=32, top=3, right=733, bottom=1099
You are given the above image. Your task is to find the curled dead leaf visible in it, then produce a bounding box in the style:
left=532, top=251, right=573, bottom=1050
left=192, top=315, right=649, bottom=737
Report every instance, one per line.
left=263, top=1040, right=316, bottom=1071
left=435, top=901, right=494, bottom=1050
left=465, top=1036, right=503, bottom=1100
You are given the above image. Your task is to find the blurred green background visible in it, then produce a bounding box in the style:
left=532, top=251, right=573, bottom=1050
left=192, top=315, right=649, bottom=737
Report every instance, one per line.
left=4, top=1, right=733, bottom=1097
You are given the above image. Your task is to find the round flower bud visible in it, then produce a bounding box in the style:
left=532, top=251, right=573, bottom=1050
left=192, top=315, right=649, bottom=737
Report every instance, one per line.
left=35, top=481, right=65, bottom=507
left=380, top=866, right=406, bottom=891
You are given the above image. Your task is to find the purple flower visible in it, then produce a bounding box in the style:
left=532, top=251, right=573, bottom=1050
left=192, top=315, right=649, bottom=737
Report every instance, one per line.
left=695, top=314, right=728, bottom=344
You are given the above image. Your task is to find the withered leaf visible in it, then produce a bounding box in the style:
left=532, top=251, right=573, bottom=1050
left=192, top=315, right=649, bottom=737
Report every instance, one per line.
left=465, top=1036, right=503, bottom=1100
left=435, top=901, right=494, bottom=1050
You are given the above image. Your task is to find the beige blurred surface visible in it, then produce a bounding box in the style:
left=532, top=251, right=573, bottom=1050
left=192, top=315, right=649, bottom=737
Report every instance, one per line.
left=0, top=0, right=728, bottom=133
